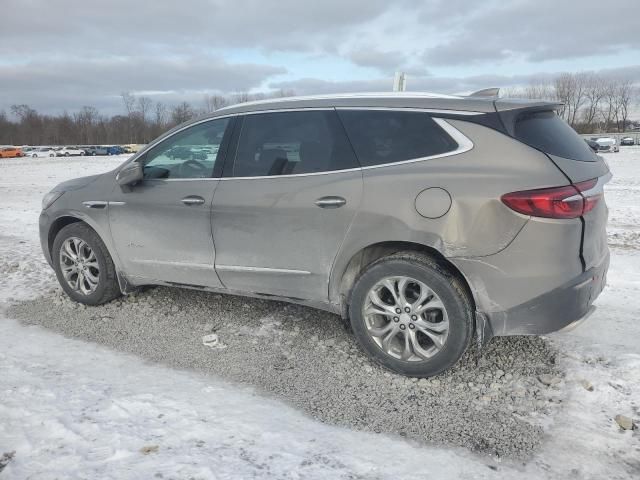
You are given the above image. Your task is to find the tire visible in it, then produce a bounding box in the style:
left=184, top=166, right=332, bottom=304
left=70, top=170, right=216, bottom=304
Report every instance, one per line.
left=348, top=252, right=473, bottom=377
left=52, top=223, right=121, bottom=305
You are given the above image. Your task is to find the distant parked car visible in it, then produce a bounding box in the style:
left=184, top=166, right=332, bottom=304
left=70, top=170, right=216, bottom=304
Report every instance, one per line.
left=57, top=146, right=85, bottom=157
left=106, top=146, right=124, bottom=155
left=122, top=145, right=136, bottom=154
left=620, top=137, right=635, bottom=146
left=84, top=146, right=109, bottom=156
left=591, top=137, right=619, bottom=153
left=0, top=147, right=23, bottom=158
left=27, top=147, right=56, bottom=158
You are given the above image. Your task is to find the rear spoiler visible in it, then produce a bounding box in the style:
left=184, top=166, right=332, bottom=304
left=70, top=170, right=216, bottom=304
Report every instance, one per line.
left=468, top=87, right=501, bottom=98
left=493, top=98, right=564, bottom=137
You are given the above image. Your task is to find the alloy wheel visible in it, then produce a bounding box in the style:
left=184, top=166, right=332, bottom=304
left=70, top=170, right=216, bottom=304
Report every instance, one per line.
left=363, top=276, right=449, bottom=361
left=59, top=237, right=100, bottom=295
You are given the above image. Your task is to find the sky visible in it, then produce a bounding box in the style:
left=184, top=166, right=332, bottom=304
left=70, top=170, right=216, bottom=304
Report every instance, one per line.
left=1, top=0, right=639, bottom=116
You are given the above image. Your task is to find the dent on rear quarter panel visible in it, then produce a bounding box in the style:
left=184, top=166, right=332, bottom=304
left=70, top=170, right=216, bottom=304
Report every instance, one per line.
left=330, top=119, right=568, bottom=302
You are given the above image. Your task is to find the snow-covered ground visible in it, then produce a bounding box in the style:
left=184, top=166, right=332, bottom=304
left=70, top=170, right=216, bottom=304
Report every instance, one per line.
left=0, top=152, right=638, bottom=479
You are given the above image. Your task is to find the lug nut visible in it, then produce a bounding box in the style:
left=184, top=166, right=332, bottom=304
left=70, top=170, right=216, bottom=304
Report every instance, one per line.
left=395, top=308, right=402, bottom=314
left=393, top=317, right=399, bottom=322
left=411, top=315, right=417, bottom=321
left=399, top=324, right=406, bottom=330
left=409, top=323, right=415, bottom=330
left=404, top=307, right=410, bottom=313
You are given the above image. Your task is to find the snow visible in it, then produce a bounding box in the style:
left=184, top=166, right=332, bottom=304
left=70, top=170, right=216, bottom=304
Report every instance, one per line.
left=1, top=151, right=639, bottom=479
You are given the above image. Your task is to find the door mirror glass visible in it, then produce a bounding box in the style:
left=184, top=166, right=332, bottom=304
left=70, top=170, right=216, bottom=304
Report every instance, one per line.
left=116, top=161, right=144, bottom=186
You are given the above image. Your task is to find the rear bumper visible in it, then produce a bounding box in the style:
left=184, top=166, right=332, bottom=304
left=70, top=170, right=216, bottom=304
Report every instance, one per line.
left=486, top=250, right=609, bottom=336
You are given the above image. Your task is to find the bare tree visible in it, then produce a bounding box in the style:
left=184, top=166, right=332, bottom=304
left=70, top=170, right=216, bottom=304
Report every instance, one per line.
left=137, top=96, right=152, bottom=121
left=137, top=96, right=153, bottom=142
left=171, top=102, right=194, bottom=125
left=615, top=80, right=634, bottom=132
left=581, top=73, right=605, bottom=127
left=74, top=106, right=99, bottom=144
left=233, top=92, right=251, bottom=104
left=121, top=91, right=137, bottom=143
left=203, top=94, right=228, bottom=113
left=599, top=81, right=619, bottom=132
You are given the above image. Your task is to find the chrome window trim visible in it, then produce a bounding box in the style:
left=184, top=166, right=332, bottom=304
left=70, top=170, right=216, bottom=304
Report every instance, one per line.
left=216, top=265, right=311, bottom=275
left=243, top=107, right=334, bottom=115
left=334, top=106, right=482, bottom=116
left=122, top=109, right=475, bottom=182
left=219, top=118, right=474, bottom=181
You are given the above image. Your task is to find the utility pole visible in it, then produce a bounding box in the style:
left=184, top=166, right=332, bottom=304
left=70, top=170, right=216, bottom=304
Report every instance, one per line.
left=393, top=71, right=407, bottom=92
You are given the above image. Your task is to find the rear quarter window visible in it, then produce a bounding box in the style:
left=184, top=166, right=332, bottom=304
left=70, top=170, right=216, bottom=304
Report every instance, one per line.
left=337, top=110, right=458, bottom=167
left=514, top=110, right=597, bottom=162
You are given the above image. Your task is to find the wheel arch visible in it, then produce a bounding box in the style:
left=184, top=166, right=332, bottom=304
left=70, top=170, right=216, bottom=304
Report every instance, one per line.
left=47, top=215, right=84, bottom=257
left=332, top=240, right=477, bottom=320
left=47, top=213, right=130, bottom=294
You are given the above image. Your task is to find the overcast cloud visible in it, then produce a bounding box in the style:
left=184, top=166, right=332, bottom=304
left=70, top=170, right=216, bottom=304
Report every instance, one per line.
left=1, top=0, right=638, bottom=115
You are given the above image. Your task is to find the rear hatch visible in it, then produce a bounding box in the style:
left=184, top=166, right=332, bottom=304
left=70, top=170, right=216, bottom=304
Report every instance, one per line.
left=496, top=102, right=610, bottom=271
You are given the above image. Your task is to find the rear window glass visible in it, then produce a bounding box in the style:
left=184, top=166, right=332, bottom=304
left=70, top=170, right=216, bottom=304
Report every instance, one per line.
left=514, top=110, right=597, bottom=161
left=337, top=110, right=458, bottom=167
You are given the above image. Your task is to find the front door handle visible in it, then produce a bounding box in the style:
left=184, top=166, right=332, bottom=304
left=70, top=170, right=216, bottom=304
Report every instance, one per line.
left=181, top=195, right=205, bottom=206
left=315, top=196, right=346, bottom=209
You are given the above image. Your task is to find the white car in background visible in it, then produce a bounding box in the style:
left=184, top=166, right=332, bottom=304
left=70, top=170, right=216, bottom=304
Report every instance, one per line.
left=56, top=146, right=85, bottom=157
left=27, top=147, right=57, bottom=158
left=592, top=137, right=619, bottom=153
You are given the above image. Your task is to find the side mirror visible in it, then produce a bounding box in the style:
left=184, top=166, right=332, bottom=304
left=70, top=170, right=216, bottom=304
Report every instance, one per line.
left=116, top=162, right=143, bottom=187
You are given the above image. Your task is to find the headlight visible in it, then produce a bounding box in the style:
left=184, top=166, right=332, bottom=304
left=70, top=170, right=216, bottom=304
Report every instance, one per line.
left=42, top=191, right=64, bottom=210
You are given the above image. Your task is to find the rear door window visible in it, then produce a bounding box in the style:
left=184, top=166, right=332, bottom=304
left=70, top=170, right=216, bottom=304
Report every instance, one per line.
left=337, top=110, right=458, bottom=167
left=514, top=110, right=597, bottom=161
left=232, top=110, right=358, bottom=177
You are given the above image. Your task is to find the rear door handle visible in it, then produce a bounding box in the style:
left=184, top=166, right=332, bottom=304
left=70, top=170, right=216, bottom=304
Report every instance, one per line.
left=315, top=196, right=346, bottom=209
left=181, top=195, right=205, bottom=206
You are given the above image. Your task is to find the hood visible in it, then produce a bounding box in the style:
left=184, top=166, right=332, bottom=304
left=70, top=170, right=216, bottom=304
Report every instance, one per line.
left=53, top=173, right=103, bottom=192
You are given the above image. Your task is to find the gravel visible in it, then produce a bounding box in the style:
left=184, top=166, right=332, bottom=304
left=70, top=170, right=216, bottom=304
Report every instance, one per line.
left=8, top=286, right=566, bottom=459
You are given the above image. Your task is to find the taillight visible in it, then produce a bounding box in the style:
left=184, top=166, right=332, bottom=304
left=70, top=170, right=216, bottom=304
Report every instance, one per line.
left=501, top=178, right=600, bottom=219
left=575, top=178, right=600, bottom=214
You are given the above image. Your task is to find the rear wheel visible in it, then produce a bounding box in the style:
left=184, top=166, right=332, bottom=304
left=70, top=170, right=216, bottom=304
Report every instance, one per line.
left=349, top=252, right=473, bottom=377
left=52, top=223, right=120, bottom=305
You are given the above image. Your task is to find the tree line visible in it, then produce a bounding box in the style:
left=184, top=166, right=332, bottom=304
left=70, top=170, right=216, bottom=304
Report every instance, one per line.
left=503, top=72, right=637, bottom=133
left=0, top=71, right=637, bottom=146
left=0, top=90, right=294, bottom=146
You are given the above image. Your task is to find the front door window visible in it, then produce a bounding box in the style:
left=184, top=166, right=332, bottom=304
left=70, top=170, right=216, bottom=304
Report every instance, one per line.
left=143, top=118, right=230, bottom=179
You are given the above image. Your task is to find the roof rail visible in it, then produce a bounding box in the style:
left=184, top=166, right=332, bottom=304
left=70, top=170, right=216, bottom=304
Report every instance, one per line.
left=468, top=88, right=500, bottom=98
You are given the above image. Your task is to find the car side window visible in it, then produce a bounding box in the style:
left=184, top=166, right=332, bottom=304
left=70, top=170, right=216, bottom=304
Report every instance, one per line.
left=143, top=118, right=230, bottom=180
left=232, top=110, right=358, bottom=177
left=337, top=110, right=458, bottom=167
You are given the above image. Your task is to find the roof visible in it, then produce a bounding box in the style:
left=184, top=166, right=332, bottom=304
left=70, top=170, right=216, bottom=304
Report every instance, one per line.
left=213, top=91, right=499, bottom=117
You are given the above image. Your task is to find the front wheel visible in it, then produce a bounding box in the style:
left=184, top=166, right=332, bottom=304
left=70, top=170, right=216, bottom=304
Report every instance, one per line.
left=52, top=223, right=121, bottom=305
left=349, top=252, right=473, bottom=377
